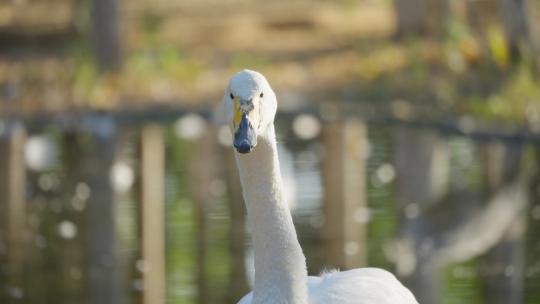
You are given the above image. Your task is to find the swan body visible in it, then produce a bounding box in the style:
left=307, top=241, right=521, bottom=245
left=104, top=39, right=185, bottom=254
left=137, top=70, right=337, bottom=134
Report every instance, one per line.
left=224, top=70, right=418, bottom=304
left=239, top=268, right=416, bottom=304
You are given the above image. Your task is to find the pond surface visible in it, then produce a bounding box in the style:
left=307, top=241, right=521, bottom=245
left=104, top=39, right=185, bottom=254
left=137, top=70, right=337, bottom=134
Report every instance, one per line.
left=2, top=111, right=540, bottom=304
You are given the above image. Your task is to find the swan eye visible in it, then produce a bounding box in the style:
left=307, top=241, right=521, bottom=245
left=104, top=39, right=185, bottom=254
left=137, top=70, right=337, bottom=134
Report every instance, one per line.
left=259, top=92, right=264, bottom=98
left=230, top=93, right=234, bottom=99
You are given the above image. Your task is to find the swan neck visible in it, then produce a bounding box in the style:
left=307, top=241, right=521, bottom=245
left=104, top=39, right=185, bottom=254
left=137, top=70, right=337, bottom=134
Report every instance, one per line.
left=235, top=124, right=308, bottom=304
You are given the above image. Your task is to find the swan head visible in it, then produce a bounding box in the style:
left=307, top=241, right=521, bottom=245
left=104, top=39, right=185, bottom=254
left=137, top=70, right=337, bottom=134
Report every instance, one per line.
left=224, top=69, right=277, bottom=154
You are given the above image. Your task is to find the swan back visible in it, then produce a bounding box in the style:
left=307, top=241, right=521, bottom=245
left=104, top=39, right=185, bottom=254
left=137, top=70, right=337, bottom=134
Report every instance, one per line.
left=237, top=268, right=418, bottom=304
left=309, top=268, right=418, bottom=304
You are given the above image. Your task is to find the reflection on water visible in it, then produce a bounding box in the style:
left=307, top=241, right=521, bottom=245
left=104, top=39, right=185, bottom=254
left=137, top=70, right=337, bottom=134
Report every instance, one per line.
left=0, top=112, right=539, bottom=304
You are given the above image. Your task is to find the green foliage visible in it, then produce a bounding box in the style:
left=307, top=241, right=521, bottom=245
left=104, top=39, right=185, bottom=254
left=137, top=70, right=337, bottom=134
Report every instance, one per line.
left=126, top=46, right=202, bottom=82
left=204, top=197, right=233, bottom=303
left=73, top=54, right=99, bottom=101
left=443, top=17, right=477, bottom=73
left=487, top=26, right=510, bottom=68
left=442, top=260, right=483, bottom=304
left=406, top=40, right=430, bottom=81
left=467, top=66, right=540, bottom=123
left=142, top=10, right=164, bottom=38
left=166, top=131, right=198, bottom=304
left=166, top=196, right=197, bottom=304
left=367, top=127, right=398, bottom=270
left=164, top=128, right=232, bottom=303
left=231, top=53, right=271, bottom=72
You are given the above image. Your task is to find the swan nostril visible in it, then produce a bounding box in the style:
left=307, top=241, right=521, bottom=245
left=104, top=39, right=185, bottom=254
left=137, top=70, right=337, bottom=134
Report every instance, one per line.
left=234, top=141, right=253, bottom=154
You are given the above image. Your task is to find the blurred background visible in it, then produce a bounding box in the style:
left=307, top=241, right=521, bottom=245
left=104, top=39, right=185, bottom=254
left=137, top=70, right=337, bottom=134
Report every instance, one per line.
left=0, top=0, right=540, bottom=303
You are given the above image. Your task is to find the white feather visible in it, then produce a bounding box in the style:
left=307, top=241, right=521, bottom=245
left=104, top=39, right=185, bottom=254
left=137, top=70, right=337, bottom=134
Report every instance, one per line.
left=239, top=269, right=417, bottom=304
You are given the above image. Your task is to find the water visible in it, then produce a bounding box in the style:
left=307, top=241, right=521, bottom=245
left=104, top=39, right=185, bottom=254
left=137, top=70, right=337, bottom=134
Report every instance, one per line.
left=1, top=112, right=539, bottom=304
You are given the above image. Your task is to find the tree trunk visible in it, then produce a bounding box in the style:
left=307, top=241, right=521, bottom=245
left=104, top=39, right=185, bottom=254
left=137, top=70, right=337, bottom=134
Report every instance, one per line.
left=394, top=0, right=426, bottom=37
left=497, top=0, right=540, bottom=71
left=394, top=0, right=449, bottom=37
left=91, top=0, right=121, bottom=71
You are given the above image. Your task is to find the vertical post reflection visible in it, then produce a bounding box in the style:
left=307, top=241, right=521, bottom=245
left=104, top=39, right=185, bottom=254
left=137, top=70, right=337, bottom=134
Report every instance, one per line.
left=222, top=145, right=249, bottom=303
left=479, top=143, right=525, bottom=304
left=0, top=123, right=26, bottom=303
left=139, top=124, right=166, bottom=304
left=83, top=119, right=126, bottom=304
left=186, top=124, right=217, bottom=304
left=394, top=127, right=448, bottom=303
left=321, top=119, right=368, bottom=270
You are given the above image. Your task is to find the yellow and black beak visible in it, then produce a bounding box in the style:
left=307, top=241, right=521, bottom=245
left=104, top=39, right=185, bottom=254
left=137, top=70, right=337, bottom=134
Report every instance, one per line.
left=232, top=97, right=259, bottom=154
left=233, top=112, right=257, bottom=153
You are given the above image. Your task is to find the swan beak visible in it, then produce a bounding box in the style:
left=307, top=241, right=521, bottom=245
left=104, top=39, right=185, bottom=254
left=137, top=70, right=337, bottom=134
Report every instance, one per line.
left=233, top=113, right=257, bottom=154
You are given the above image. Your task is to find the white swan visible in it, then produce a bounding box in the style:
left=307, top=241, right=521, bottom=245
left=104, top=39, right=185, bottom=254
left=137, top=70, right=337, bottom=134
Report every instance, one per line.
left=223, top=69, right=418, bottom=304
